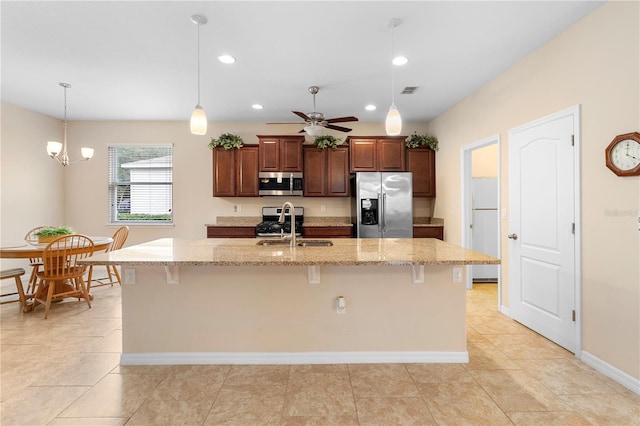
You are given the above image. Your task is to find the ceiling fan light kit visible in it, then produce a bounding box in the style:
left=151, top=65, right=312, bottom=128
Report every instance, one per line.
left=385, top=18, right=402, bottom=136
left=190, top=14, right=208, bottom=135
left=47, top=82, right=94, bottom=167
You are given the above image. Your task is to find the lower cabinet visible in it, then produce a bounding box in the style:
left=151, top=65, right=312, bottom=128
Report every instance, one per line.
left=413, top=226, right=444, bottom=240
left=207, top=226, right=256, bottom=238
left=303, top=226, right=353, bottom=238
left=213, top=146, right=259, bottom=197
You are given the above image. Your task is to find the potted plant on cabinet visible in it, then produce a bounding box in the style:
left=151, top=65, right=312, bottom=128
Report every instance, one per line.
left=208, top=133, right=244, bottom=150
left=313, top=135, right=343, bottom=149
left=34, top=226, right=74, bottom=243
left=405, top=132, right=439, bottom=151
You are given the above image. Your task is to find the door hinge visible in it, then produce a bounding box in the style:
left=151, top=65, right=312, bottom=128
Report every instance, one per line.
left=572, top=309, right=576, bottom=322
left=571, top=134, right=575, bottom=146
left=572, top=223, right=575, bottom=234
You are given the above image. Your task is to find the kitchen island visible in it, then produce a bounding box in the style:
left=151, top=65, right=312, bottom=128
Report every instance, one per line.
left=83, top=237, right=499, bottom=365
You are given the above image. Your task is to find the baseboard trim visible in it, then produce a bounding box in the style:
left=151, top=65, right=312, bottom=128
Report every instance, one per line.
left=120, top=351, right=469, bottom=366
left=500, top=305, right=510, bottom=316
left=581, top=350, right=640, bottom=395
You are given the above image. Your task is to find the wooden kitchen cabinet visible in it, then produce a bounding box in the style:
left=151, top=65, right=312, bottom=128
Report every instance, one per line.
left=347, top=136, right=406, bottom=172
left=303, top=226, right=353, bottom=238
left=303, top=146, right=349, bottom=197
left=207, top=226, right=256, bottom=238
left=212, top=146, right=259, bottom=197
left=257, top=135, right=304, bottom=172
left=406, top=147, right=436, bottom=197
left=413, top=226, right=444, bottom=240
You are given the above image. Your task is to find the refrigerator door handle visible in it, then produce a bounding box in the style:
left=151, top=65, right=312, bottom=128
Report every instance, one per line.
left=377, top=192, right=383, bottom=234
left=381, top=192, right=387, bottom=234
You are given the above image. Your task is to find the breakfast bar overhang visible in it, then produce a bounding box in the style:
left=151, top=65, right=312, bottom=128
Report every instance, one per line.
left=83, top=238, right=500, bottom=366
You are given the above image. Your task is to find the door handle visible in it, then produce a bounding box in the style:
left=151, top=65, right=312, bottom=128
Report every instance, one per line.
left=508, top=233, right=518, bottom=240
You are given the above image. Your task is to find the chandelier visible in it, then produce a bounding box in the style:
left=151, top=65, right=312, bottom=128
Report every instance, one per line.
left=46, top=82, right=94, bottom=166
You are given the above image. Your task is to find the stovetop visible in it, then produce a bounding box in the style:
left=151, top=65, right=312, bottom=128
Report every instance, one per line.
left=256, top=206, right=304, bottom=236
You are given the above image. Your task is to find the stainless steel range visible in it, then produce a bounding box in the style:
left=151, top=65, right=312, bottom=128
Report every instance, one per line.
left=255, top=206, right=304, bottom=237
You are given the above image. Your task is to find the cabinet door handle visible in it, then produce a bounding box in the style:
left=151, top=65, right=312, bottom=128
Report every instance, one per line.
left=508, top=233, right=518, bottom=240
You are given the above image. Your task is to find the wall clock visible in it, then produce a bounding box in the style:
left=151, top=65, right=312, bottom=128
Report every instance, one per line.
left=605, top=132, right=640, bottom=176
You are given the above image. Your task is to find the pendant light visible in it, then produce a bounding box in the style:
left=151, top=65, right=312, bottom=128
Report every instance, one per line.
left=190, top=14, right=207, bottom=135
left=385, top=18, right=402, bottom=136
left=46, top=82, right=94, bottom=166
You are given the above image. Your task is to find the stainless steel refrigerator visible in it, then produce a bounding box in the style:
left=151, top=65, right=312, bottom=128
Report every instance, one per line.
left=350, top=172, right=413, bottom=238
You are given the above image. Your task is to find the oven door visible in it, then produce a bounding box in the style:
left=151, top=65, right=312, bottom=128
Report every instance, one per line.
left=258, top=172, right=303, bottom=196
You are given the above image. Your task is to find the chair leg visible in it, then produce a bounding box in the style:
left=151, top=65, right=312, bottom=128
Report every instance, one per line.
left=111, top=265, right=122, bottom=286
left=13, top=274, right=28, bottom=312
left=76, top=276, right=92, bottom=309
left=43, top=280, right=55, bottom=319
left=28, top=265, right=39, bottom=293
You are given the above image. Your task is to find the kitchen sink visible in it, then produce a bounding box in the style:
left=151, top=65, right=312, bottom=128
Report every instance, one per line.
left=296, top=239, right=333, bottom=247
left=256, top=239, right=333, bottom=247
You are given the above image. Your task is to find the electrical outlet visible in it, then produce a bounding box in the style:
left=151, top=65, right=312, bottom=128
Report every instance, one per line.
left=321, top=205, right=326, bottom=212
left=336, top=296, right=346, bottom=314
left=123, top=268, right=136, bottom=285
left=234, top=204, right=242, bottom=213
left=452, top=267, right=463, bottom=283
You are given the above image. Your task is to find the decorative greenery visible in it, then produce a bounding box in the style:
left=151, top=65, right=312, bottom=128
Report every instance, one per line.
left=314, top=135, right=343, bottom=149
left=405, top=132, right=439, bottom=151
left=208, top=133, right=244, bottom=150
left=34, top=226, right=74, bottom=237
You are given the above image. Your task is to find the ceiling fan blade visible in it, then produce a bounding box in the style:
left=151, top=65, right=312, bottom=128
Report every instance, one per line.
left=325, top=124, right=352, bottom=132
left=292, top=111, right=311, bottom=121
left=326, top=116, right=359, bottom=124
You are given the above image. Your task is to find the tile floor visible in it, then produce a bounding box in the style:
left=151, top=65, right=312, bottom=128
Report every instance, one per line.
left=1, top=282, right=638, bottom=425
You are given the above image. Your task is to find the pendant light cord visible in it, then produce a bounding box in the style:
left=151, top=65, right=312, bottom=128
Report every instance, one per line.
left=390, top=23, right=395, bottom=105
left=62, top=83, right=68, bottom=150
left=197, top=22, right=201, bottom=106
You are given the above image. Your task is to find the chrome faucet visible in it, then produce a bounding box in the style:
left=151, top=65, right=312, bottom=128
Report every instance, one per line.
left=278, top=201, right=296, bottom=247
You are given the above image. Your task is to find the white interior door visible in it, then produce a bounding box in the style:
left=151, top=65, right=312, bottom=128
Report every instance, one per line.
left=508, top=109, right=578, bottom=353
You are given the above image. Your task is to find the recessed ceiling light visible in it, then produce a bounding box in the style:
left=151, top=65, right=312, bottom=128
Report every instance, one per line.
left=218, top=55, right=236, bottom=64
left=365, top=104, right=377, bottom=111
left=252, top=104, right=263, bottom=110
left=392, top=56, right=408, bottom=66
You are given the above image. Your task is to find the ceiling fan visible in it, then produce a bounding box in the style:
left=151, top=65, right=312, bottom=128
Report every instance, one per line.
left=269, top=86, right=359, bottom=136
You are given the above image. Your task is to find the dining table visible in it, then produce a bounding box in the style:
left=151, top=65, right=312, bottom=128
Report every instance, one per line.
left=0, top=235, right=113, bottom=311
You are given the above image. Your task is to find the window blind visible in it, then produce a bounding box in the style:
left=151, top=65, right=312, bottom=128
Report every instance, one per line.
left=107, top=145, right=173, bottom=224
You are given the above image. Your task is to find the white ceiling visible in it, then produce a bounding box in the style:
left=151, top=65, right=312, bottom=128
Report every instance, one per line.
left=1, top=1, right=604, bottom=126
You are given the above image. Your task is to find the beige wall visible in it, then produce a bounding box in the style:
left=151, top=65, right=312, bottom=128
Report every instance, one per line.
left=429, top=1, right=639, bottom=379
left=0, top=103, right=66, bottom=270
left=471, top=144, right=498, bottom=178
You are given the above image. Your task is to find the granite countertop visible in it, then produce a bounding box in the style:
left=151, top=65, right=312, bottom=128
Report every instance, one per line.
left=83, top=237, right=498, bottom=267
left=207, top=216, right=442, bottom=228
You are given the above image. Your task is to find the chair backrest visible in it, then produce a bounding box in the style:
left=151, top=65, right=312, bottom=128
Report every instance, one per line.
left=24, top=226, right=50, bottom=244
left=107, top=226, right=129, bottom=253
left=41, top=234, right=95, bottom=280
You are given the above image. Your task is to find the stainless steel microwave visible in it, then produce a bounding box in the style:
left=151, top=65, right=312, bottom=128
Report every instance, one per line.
left=258, top=172, right=304, bottom=196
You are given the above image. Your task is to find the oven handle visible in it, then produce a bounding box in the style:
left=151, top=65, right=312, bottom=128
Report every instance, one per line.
left=289, top=173, right=293, bottom=193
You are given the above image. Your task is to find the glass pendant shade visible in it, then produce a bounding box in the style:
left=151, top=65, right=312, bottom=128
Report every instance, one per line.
left=47, top=141, right=63, bottom=156
left=190, top=105, right=207, bottom=135
left=385, top=104, right=402, bottom=136
left=304, top=125, right=324, bottom=137
left=81, top=147, right=95, bottom=160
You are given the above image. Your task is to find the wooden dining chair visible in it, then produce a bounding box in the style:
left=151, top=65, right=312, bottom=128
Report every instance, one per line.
left=33, top=234, right=95, bottom=319
left=0, top=268, right=30, bottom=312
left=88, top=226, right=129, bottom=291
left=23, top=225, right=50, bottom=293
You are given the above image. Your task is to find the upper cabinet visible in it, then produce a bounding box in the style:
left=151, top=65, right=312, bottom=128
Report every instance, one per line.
left=347, top=136, right=406, bottom=172
left=212, top=146, right=259, bottom=197
left=257, top=135, right=304, bottom=172
left=303, top=146, right=349, bottom=197
left=406, top=147, right=436, bottom=197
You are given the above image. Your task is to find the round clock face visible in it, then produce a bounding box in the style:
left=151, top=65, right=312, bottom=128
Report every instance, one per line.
left=610, top=139, right=640, bottom=170
left=606, top=132, right=640, bottom=176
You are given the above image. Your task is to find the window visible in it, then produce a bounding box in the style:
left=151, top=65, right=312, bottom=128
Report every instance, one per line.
left=108, top=145, right=173, bottom=224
